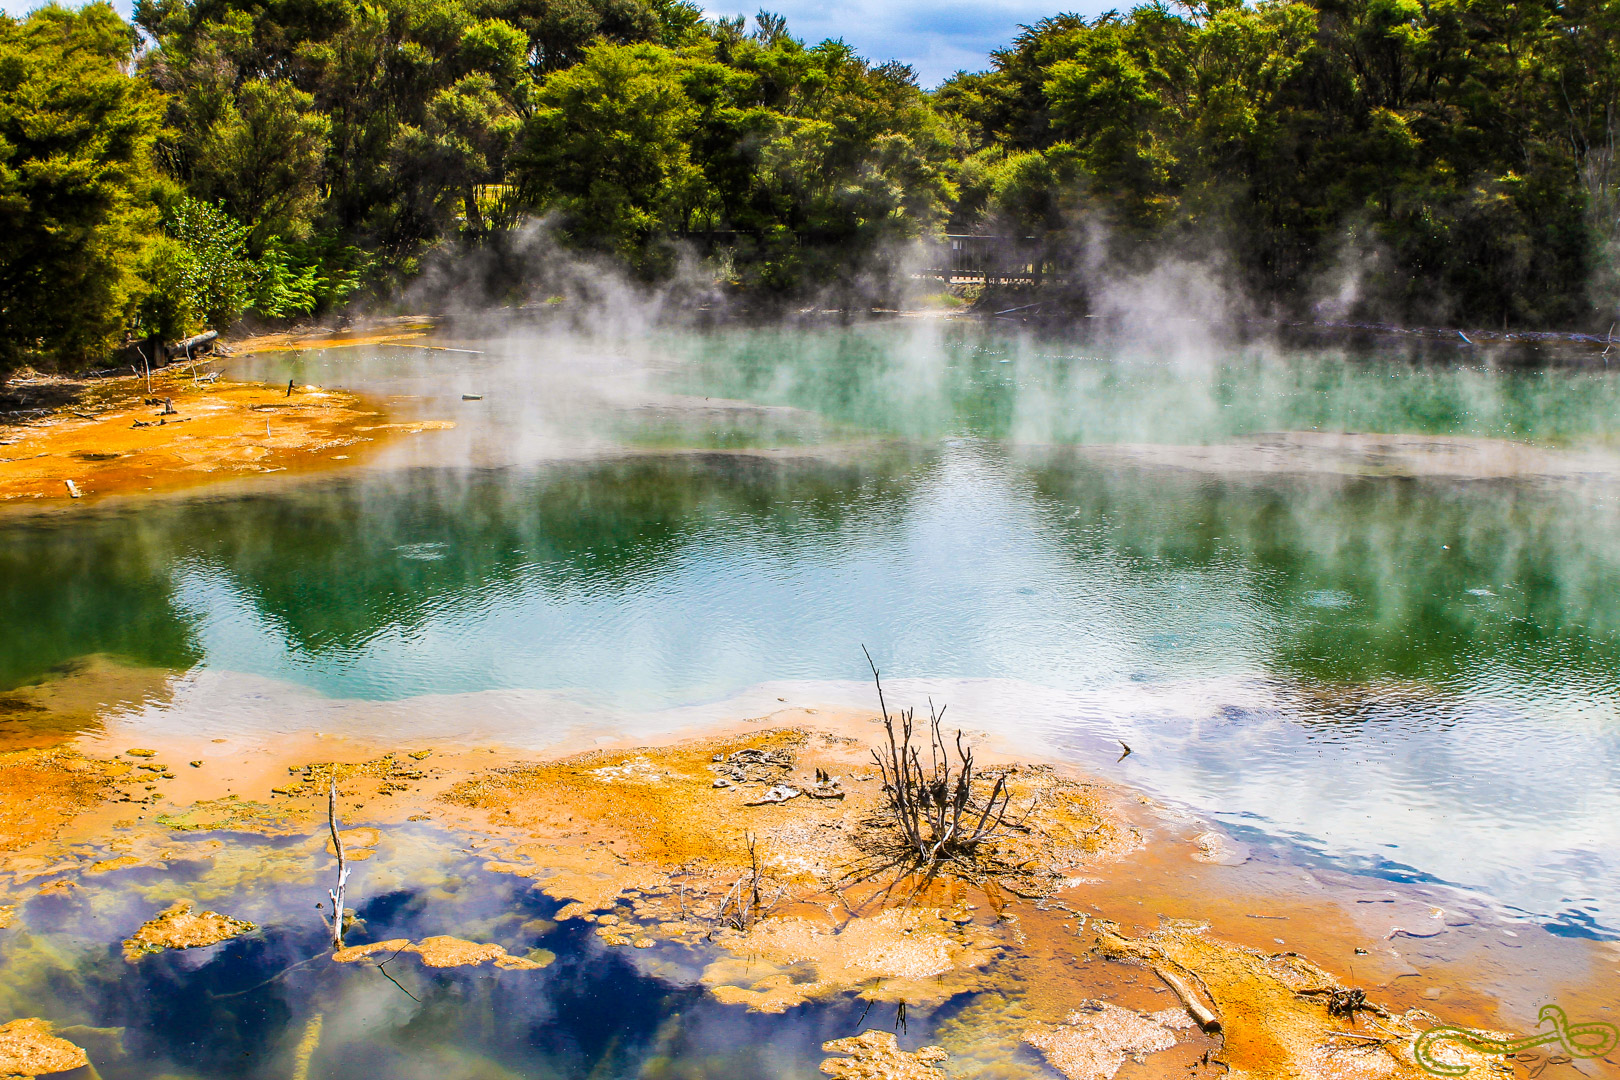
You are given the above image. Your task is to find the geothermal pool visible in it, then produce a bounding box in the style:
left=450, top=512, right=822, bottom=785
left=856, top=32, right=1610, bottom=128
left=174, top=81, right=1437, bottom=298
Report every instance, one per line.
left=4, top=318, right=1619, bottom=1077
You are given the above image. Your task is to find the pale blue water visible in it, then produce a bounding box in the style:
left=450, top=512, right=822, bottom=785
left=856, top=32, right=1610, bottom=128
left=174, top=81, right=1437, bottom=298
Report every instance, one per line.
left=6, top=320, right=1620, bottom=937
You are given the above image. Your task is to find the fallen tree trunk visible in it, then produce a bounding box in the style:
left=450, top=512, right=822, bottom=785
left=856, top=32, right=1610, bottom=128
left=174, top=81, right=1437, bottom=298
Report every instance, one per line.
left=170, top=330, right=218, bottom=361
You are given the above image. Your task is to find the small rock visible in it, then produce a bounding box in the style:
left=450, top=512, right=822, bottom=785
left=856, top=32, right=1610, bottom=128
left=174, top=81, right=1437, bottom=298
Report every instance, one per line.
left=807, top=777, right=845, bottom=799
left=1191, top=830, right=1249, bottom=865
left=746, top=784, right=802, bottom=806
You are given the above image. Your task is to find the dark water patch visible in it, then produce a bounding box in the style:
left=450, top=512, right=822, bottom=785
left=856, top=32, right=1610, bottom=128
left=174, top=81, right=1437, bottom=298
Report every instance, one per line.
left=1539, top=908, right=1615, bottom=939
left=2, top=826, right=972, bottom=1080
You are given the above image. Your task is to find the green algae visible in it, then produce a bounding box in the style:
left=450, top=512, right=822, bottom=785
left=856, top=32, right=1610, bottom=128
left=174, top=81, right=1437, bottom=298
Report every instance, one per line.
left=155, top=796, right=292, bottom=833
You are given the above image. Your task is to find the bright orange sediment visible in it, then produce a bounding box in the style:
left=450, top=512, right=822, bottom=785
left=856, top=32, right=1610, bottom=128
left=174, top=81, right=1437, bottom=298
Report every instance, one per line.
left=0, top=745, right=129, bottom=852
left=0, top=370, right=450, bottom=505
left=0, top=715, right=1613, bottom=1080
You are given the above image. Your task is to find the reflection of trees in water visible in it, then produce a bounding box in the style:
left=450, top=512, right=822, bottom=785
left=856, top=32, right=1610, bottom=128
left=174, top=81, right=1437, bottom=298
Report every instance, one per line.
left=190, top=450, right=931, bottom=655
left=0, top=514, right=202, bottom=691
left=0, top=447, right=933, bottom=685
left=12, top=434, right=1619, bottom=702
left=1022, top=452, right=1620, bottom=689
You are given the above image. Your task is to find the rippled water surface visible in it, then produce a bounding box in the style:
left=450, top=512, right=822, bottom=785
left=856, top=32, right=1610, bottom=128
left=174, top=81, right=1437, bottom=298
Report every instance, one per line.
left=7, top=320, right=1620, bottom=937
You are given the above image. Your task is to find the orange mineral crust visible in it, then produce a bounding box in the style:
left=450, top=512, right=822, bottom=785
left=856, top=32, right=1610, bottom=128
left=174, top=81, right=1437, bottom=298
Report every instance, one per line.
left=1, top=713, right=1614, bottom=1080
left=0, top=370, right=451, bottom=505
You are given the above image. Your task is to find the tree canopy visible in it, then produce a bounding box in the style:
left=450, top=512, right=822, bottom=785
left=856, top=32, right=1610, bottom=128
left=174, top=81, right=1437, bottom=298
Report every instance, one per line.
left=0, top=4, right=166, bottom=372
left=5, top=0, right=1620, bottom=371
left=940, top=0, right=1620, bottom=326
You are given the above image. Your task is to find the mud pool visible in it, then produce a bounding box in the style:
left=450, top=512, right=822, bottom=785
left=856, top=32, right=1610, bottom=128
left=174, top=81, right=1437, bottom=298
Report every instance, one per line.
left=3, top=319, right=1620, bottom=1077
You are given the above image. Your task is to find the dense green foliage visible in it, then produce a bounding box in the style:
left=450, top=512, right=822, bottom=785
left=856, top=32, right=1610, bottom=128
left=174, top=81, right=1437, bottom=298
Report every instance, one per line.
left=6, top=0, right=1620, bottom=371
left=515, top=36, right=953, bottom=286
left=0, top=4, right=166, bottom=372
left=941, top=0, right=1620, bottom=326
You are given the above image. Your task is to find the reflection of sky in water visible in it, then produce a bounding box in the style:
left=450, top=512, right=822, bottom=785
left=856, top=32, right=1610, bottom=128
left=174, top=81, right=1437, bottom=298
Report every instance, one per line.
left=171, top=447, right=1268, bottom=703
left=7, top=324, right=1620, bottom=939
left=2, top=828, right=893, bottom=1079
left=1090, top=681, right=1620, bottom=938
left=149, top=446, right=1620, bottom=937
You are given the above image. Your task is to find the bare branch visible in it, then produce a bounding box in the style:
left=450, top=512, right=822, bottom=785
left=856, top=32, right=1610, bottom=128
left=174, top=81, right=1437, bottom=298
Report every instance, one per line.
left=327, top=776, right=350, bottom=949
left=861, top=654, right=1016, bottom=888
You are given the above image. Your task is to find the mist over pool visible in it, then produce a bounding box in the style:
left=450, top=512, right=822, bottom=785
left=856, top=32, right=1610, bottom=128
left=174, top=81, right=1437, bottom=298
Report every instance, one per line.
left=8, top=319, right=1620, bottom=942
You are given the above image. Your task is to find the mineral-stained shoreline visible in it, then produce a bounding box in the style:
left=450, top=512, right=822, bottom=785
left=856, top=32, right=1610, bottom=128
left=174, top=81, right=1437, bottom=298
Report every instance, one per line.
left=0, top=368, right=451, bottom=505
left=0, top=710, right=1608, bottom=1080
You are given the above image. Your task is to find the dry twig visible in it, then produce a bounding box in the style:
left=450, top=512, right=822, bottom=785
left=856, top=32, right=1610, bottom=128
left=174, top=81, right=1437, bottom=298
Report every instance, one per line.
left=858, top=646, right=1015, bottom=888
left=711, top=832, right=780, bottom=932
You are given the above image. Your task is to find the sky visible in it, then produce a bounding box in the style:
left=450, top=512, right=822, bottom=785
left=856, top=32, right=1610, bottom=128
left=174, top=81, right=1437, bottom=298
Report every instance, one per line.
left=1, top=0, right=1093, bottom=86
left=703, top=0, right=1077, bottom=84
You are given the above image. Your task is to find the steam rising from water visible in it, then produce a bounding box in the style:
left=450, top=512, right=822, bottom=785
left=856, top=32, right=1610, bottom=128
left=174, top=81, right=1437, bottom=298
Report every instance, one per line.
left=12, top=312, right=1620, bottom=938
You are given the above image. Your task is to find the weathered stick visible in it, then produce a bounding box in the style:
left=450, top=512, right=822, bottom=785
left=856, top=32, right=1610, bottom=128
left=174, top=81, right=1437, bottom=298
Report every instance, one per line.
left=1155, top=965, right=1222, bottom=1032
left=376, top=343, right=486, bottom=355
left=327, top=776, right=349, bottom=948
left=746, top=832, right=762, bottom=927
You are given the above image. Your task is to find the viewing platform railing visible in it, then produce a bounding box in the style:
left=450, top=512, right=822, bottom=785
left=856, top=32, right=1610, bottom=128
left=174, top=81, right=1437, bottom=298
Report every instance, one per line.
left=916, top=235, right=1069, bottom=285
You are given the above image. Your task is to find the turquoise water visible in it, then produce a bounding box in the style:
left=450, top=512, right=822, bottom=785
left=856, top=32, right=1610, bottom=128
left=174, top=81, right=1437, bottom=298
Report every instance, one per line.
left=6, top=320, right=1620, bottom=936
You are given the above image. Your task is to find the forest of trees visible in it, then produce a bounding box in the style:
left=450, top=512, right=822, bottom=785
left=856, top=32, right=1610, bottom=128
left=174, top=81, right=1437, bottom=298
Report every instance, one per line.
left=3, top=0, right=1620, bottom=371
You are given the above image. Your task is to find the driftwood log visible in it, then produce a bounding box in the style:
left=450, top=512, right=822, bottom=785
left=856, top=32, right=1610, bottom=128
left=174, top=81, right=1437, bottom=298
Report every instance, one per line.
left=1154, top=965, right=1222, bottom=1032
